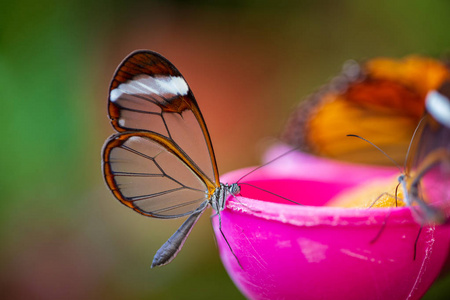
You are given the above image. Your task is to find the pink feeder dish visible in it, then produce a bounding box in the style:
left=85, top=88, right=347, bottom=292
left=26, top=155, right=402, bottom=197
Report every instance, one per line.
left=212, top=145, right=450, bottom=300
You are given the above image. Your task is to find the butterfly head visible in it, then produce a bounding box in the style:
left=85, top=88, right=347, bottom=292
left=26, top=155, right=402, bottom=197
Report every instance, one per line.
left=397, top=174, right=407, bottom=184
left=228, top=183, right=241, bottom=196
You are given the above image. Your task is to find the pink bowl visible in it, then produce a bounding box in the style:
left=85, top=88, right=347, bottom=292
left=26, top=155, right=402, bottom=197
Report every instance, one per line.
left=212, top=148, right=450, bottom=300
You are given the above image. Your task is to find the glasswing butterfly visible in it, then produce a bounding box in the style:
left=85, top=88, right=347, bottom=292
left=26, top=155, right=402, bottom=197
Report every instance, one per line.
left=342, top=81, right=450, bottom=259
left=388, top=83, right=450, bottom=258
left=367, top=80, right=450, bottom=225
left=281, top=55, right=449, bottom=259
left=282, top=55, right=449, bottom=222
left=101, top=50, right=242, bottom=267
left=404, top=81, right=450, bottom=224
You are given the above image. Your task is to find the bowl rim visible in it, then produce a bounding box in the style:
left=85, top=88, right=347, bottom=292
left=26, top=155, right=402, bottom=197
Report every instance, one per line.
left=220, top=167, right=419, bottom=228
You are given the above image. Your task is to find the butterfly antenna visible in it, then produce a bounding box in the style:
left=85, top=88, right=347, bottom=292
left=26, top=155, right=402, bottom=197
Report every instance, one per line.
left=403, top=116, right=426, bottom=171
left=234, top=146, right=302, bottom=206
left=236, top=147, right=300, bottom=183
left=346, top=134, right=403, bottom=172
left=238, top=182, right=303, bottom=206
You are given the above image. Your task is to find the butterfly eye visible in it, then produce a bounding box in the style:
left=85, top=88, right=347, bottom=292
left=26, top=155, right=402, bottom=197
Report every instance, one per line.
left=230, top=184, right=241, bottom=195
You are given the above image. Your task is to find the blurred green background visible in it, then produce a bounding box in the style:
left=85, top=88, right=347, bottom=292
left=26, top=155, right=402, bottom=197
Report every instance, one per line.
left=1, top=0, right=449, bottom=299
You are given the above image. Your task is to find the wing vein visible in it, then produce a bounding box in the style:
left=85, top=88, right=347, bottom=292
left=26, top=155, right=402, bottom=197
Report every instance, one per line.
left=128, top=187, right=185, bottom=201
left=112, top=171, right=163, bottom=177
left=151, top=156, right=204, bottom=192
left=151, top=197, right=207, bottom=214
left=120, top=145, right=156, bottom=161
left=127, top=185, right=204, bottom=202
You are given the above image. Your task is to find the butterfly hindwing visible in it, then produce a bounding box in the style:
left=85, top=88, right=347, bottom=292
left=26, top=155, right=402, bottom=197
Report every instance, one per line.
left=102, top=131, right=216, bottom=218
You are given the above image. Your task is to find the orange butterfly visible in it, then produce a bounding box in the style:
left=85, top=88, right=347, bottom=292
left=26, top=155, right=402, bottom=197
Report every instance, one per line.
left=294, top=58, right=450, bottom=259
left=311, top=59, right=450, bottom=223
left=102, top=50, right=241, bottom=267
left=282, top=56, right=450, bottom=165
left=287, top=56, right=449, bottom=223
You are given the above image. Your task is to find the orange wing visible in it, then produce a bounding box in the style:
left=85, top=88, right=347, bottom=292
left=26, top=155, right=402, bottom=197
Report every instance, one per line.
left=282, top=56, right=450, bottom=165
left=102, top=50, right=219, bottom=218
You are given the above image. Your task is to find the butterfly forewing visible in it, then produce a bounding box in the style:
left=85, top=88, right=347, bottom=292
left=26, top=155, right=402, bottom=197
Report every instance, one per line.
left=108, top=50, right=219, bottom=184
left=103, top=132, right=216, bottom=218
left=282, top=56, right=450, bottom=165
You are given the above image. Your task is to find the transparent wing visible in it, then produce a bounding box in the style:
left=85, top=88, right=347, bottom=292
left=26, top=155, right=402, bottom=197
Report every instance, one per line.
left=405, top=84, right=450, bottom=223
left=413, top=82, right=450, bottom=168
left=102, top=132, right=216, bottom=218
left=107, top=50, right=219, bottom=184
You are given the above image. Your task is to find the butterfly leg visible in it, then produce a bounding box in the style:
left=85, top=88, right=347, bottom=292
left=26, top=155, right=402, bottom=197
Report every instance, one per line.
left=368, top=192, right=396, bottom=208
left=369, top=190, right=399, bottom=244
left=413, top=225, right=423, bottom=260
left=370, top=209, right=392, bottom=244
left=217, top=211, right=243, bottom=269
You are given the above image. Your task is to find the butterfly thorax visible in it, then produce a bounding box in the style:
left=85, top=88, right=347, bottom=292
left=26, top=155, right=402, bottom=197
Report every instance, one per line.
left=398, top=174, right=414, bottom=206
left=210, top=183, right=241, bottom=213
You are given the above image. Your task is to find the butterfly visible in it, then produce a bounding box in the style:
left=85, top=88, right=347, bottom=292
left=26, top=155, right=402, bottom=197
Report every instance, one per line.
left=331, top=81, right=450, bottom=260
left=339, top=83, right=450, bottom=221
left=403, top=81, right=450, bottom=224
left=382, top=83, right=450, bottom=258
left=282, top=56, right=450, bottom=165
left=101, top=50, right=242, bottom=267
left=292, top=57, right=450, bottom=258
